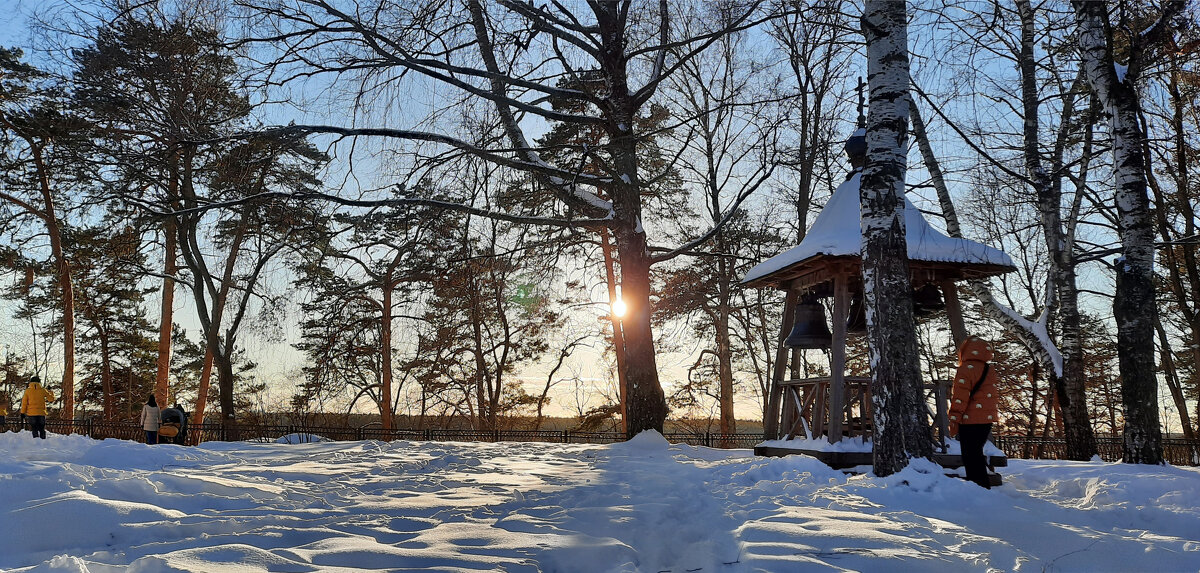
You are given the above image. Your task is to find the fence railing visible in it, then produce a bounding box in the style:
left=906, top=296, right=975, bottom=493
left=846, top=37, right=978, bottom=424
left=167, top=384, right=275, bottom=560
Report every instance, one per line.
left=6, top=417, right=1198, bottom=466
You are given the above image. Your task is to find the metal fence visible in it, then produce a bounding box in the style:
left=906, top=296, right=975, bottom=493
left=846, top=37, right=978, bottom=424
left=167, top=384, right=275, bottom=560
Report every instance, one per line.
left=7, top=417, right=1198, bottom=466
left=991, top=435, right=1200, bottom=466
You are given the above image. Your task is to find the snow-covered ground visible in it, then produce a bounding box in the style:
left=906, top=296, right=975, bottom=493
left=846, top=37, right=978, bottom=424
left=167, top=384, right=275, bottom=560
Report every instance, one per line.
left=1, top=430, right=1197, bottom=572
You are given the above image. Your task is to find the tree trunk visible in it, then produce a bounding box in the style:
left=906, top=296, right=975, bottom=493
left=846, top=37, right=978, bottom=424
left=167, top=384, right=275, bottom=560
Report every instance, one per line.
left=614, top=230, right=667, bottom=437
left=596, top=2, right=667, bottom=437
left=717, top=293, right=736, bottom=439
left=155, top=218, right=177, bottom=407
left=33, top=144, right=76, bottom=420
left=1017, top=0, right=1096, bottom=461
left=100, top=330, right=113, bottom=421
left=600, top=228, right=629, bottom=434
left=1072, top=0, right=1164, bottom=464
left=380, top=271, right=395, bottom=431
left=182, top=213, right=245, bottom=431
left=861, top=0, right=932, bottom=476
left=1155, top=317, right=1195, bottom=441
left=1150, top=51, right=1200, bottom=442
left=191, top=349, right=214, bottom=433
left=469, top=277, right=489, bottom=431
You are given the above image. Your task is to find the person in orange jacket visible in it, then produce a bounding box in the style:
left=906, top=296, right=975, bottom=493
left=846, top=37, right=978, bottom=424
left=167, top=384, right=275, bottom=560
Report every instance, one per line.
left=948, top=336, right=999, bottom=488
left=20, top=375, right=55, bottom=439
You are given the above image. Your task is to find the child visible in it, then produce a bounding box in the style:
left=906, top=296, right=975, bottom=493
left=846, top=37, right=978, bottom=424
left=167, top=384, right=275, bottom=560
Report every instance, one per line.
left=948, top=336, right=999, bottom=488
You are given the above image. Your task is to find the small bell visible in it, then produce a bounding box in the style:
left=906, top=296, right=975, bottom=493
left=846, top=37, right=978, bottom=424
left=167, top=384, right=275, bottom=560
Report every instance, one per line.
left=785, top=295, right=832, bottom=349
left=912, top=283, right=945, bottom=316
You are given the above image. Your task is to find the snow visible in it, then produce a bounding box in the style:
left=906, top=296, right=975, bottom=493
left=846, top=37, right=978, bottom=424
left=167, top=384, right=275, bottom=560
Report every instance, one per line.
left=3, top=430, right=1198, bottom=572
left=274, top=433, right=333, bottom=444
left=756, top=435, right=1005, bottom=457
left=1114, top=62, right=1128, bottom=83
left=742, top=172, right=1015, bottom=284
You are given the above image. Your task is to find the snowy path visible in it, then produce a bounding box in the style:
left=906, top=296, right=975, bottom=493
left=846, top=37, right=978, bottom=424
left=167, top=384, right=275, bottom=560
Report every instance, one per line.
left=1, top=431, right=1197, bottom=572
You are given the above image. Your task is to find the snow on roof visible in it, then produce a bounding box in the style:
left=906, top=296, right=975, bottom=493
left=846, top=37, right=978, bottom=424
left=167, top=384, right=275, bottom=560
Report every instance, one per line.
left=742, top=171, right=1015, bottom=285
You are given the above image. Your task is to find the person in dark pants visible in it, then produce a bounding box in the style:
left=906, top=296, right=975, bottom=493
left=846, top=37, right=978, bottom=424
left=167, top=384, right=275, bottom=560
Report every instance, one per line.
left=948, top=336, right=1000, bottom=489
left=20, top=375, right=55, bottom=440
left=140, top=394, right=160, bottom=445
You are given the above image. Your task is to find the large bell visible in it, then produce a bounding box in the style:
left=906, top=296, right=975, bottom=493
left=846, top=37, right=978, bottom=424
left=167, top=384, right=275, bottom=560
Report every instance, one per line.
left=846, top=292, right=867, bottom=334
left=785, top=296, right=833, bottom=349
left=912, top=283, right=945, bottom=316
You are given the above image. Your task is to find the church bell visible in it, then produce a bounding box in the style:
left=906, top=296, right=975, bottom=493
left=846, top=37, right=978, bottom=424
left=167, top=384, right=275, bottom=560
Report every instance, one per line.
left=785, top=295, right=833, bottom=349
left=912, top=283, right=945, bottom=316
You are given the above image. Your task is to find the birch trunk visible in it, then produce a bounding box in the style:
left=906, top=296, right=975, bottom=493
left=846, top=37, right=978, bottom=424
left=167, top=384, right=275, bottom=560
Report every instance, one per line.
left=1072, top=0, right=1164, bottom=464
left=1017, top=0, right=1096, bottom=461
left=861, top=0, right=932, bottom=476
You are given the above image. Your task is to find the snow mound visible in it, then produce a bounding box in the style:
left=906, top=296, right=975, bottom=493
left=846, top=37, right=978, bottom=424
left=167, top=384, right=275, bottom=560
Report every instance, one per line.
left=273, top=433, right=332, bottom=444
left=613, top=429, right=670, bottom=451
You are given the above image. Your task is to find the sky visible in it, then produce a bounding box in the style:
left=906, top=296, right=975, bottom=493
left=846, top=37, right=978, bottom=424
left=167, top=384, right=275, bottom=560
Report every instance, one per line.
left=2, top=429, right=1199, bottom=572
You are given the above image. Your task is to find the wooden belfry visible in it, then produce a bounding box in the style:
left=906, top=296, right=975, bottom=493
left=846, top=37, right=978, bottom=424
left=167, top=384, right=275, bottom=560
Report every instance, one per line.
left=743, top=128, right=1016, bottom=449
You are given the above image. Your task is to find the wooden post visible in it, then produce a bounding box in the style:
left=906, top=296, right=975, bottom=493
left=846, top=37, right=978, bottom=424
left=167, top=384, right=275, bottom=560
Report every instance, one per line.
left=935, top=380, right=950, bottom=449
left=828, top=273, right=849, bottom=442
left=764, top=290, right=799, bottom=439
left=940, top=280, right=965, bottom=450
left=941, top=280, right=967, bottom=347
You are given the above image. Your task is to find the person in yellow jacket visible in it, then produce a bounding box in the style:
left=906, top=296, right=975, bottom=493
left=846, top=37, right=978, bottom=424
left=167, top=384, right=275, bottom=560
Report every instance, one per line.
left=20, top=375, right=55, bottom=439
left=948, top=336, right=1000, bottom=489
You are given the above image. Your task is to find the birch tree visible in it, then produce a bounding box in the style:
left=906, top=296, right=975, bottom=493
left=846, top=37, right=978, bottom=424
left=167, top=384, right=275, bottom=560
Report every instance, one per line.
left=860, top=0, right=934, bottom=475
left=911, top=0, right=1098, bottom=460
left=1071, top=0, right=1185, bottom=464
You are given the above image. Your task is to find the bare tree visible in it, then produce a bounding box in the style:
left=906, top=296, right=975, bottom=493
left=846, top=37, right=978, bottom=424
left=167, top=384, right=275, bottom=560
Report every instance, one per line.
left=656, top=1, right=784, bottom=438
left=1071, top=0, right=1185, bottom=464
left=0, top=49, right=80, bottom=419
left=236, top=0, right=778, bottom=436
left=909, top=0, right=1098, bottom=460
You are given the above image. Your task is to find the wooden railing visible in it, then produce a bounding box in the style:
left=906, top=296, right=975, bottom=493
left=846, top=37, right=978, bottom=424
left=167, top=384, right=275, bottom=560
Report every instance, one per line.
left=5, top=417, right=1197, bottom=466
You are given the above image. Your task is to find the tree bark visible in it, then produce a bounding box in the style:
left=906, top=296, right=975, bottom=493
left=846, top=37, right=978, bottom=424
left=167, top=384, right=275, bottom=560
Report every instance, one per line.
left=155, top=218, right=177, bottom=408
left=33, top=144, right=76, bottom=421
left=190, top=349, right=214, bottom=434
left=600, top=228, right=629, bottom=433
left=596, top=2, right=667, bottom=437
left=861, top=0, right=932, bottom=476
left=380, top=267, right=395, bottom=431
left=1155, top=316, right=1195, bottom=441
left=100, top=329, right=113, bottom=420
left=1017, top=0, right=1096, bottom=461
left=181, top=211, right=246, bottom=431
left=1072, top=0, right=1167, bottom=464
left=1149, top=50, right=1200, bottom=441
